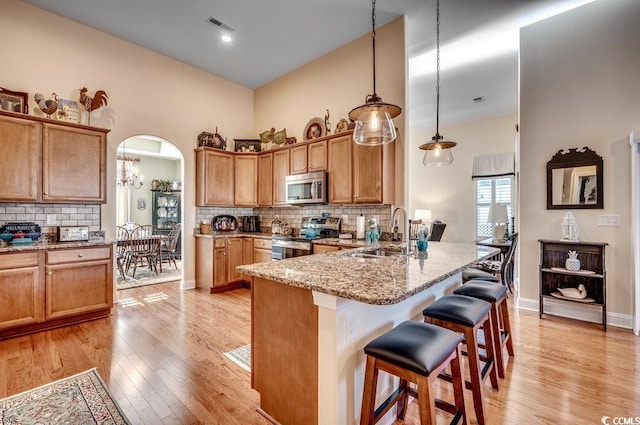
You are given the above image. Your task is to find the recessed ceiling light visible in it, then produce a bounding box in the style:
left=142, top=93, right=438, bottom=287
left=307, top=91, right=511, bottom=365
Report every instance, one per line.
left=221, top=34, right=232, bottom=43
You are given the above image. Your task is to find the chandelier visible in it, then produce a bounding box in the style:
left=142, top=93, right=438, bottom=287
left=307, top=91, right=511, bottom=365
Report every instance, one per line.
left=419, top=0, right=457, bottom=166
left=117, top=150, right=144, bottom=189
left=348, top=0, right=402, bottom=146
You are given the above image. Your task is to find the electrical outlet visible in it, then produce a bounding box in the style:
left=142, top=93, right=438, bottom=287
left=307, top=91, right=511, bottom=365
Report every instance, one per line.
left=46, top=214, right=56, bottom=225
left=597, top=215, right=620, bottom=227
left=342, top=214, right=349, bottom=225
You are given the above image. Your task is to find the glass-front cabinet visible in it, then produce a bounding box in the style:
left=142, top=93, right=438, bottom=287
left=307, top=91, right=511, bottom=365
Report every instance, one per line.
left=151, top=190, right=181, bottom=258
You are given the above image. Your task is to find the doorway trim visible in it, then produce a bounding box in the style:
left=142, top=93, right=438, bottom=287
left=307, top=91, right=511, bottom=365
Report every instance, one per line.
left=630, top=129, right=640, bottom=335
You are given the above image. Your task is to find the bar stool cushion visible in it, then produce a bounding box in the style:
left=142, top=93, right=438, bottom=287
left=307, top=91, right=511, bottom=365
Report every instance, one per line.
left=462, top=268, right=499, bottom=282
left=454, top=280, right=507, bottom=302
left=423, top=294, right=491, bottom=327
left=364, top=321, right=463, bottom=376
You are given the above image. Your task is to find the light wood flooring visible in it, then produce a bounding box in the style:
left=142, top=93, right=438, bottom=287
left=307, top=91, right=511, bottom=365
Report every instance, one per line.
left=0, top=282, right=638, bottom=424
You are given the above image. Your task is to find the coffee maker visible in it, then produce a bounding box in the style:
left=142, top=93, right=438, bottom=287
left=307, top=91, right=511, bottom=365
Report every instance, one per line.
left=242, top=216, right=261, bottom=233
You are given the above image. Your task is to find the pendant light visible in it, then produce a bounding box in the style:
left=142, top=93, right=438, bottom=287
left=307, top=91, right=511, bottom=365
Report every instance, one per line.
left=348, top=0, right=402, bottom=146
left=420, top=0, right=457, bottom=166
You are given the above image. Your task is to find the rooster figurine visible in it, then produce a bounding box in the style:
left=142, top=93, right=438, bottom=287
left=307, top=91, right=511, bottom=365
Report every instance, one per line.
left=79, top=87, right=108, bottom=125
left=34, top=93, right=58, bottom=118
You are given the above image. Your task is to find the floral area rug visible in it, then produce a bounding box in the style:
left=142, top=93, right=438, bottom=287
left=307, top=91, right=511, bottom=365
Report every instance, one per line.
left=0, top=368, right=130, bottom=425
left=224, top=344, right=251, bottom=372
left=117, top=260, right=182, bottom=290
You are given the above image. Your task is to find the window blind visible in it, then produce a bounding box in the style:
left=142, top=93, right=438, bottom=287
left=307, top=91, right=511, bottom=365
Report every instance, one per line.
left=472, top=152, right=515, bottom=179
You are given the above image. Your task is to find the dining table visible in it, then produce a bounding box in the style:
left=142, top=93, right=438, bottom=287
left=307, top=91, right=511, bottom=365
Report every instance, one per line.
left=117, top=233, right=168, bottom=274
left=475, top=237, right=511, bottom=260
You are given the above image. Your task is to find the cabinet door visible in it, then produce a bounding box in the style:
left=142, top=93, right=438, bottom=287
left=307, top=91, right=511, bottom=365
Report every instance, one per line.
left=313, top=244, right=340, bottom=254
left=353, top=144, right=383, bottom=204
left=42, top=124, right=107, bottom=203
left=195, top=237, right=214, bottom=290
left=235, top=155, right=258, bottom=206
left=0, top=115, right=41, bottom=201
left=258, top=153, right=273, bottom=206
left=227, top=237, right=244, bottom=283
left=196, top=149, right=234, bottom=206
left=214, top=247, right=228, bottom=288
left=308, top=140, right=328, bottom=172
left=289, top=145, right=308, bottom=175
left=273, top=149, right=289, bottom=205
left=328, top=135, right=353, bottom=204
left=242, top=238, right=254, bottom=265
left=0, top=252, right=43, bottom=330
left=45, top=259, right=113, bottom=320
left=253, top=248, right=273, bottom=264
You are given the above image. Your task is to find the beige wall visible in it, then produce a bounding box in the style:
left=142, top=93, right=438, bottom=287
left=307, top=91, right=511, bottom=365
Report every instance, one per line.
left=520, top=0, right=640, bottom=321
left=407, top=113, right=518, bottom=242
left=2, top=0, right=255, bottom=287
left=254, top=17, right=406, bottom=204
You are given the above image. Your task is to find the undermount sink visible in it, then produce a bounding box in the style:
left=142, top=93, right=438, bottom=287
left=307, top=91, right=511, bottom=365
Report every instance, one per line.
left=345, top=247, right=409, bottom=258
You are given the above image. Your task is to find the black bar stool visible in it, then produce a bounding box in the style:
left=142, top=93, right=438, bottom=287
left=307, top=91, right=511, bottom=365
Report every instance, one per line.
left=453, top=280, right=514, bottom=378
left=360, top=320, right=467, bottom=425
left=422, top=295, right=499, bottom=425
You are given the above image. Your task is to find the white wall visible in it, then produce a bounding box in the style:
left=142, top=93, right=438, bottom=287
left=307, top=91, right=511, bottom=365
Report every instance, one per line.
left=1, top=0, right=255, bottom=288
left=520, top=0, right=640, bottom=321
left=407, top=113, right=518, bottom=242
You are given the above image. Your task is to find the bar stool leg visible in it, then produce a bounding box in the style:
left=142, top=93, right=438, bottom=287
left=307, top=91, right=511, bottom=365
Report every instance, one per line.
left=361, top=356, right=379, bottom=425
left=489, top=304, right=506, bottom=378
left=501, top=300, right=515, bottom=357
left=417, top=374, right=437, bottom=425
left=450, top=345, right=466, bottom=422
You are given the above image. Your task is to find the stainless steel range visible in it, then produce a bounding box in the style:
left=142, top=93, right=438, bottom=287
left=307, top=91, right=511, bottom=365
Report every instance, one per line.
left=271, top=216, right=341, bottom=260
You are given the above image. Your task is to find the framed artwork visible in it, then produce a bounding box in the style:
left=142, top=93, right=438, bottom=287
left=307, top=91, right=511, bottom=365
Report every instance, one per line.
left=303, top=117, right=325, bottom=141
left=0, top=87, right=28, bottom=114
left=234, top=139, right=262, bottom=152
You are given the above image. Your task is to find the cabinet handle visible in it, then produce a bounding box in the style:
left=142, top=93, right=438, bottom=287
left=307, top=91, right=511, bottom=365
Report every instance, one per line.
left=78, top=254, right=84, bottom=257
left=48, top=271, right=52, bottom=276
left=44, top=192, right=49, bottom=195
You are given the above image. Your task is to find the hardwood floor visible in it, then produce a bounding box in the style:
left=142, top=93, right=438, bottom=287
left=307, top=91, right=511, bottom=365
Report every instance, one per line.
left=0, top=282, right=638, bottom=424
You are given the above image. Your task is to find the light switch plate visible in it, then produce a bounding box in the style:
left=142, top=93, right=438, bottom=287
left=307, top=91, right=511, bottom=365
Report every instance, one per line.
left=597, top=215, right=620, bottom=226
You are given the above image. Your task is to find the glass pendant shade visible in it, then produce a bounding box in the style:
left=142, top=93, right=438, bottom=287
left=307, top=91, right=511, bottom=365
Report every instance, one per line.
left=420, top=135, right=456, bottom=166
left=350, top=104, right=397, bottom=146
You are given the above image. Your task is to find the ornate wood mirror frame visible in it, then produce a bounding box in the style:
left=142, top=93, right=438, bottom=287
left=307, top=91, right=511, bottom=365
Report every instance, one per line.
left=547, top=147, right=603, bottom=209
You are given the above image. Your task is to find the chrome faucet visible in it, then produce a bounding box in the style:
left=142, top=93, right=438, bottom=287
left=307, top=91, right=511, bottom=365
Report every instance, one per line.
left=391, top=205, right=411, bottom=253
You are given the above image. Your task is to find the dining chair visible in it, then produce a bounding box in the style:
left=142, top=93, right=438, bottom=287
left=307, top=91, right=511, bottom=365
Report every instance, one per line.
left=161, top=223, right=182, bottom=269
left=116, top=226, right=130, bottom=279
left=464, top=233, right=519, bottom=292
left=127, top=225, right=161, bottom=278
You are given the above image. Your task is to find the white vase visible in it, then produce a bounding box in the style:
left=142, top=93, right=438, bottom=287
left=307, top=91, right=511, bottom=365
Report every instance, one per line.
left=566, top=258, right=581, bottom=271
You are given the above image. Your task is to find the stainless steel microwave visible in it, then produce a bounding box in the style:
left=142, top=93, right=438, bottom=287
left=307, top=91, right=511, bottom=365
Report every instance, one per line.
left=285, top=171, right=327, bottom=205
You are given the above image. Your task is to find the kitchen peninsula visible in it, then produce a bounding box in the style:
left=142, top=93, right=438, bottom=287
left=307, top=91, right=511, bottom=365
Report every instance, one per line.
left=238, top=242, right=499, bottom=425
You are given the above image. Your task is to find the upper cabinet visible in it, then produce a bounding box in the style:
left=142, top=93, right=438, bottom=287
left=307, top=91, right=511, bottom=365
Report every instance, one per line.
left=289, top=145, right=308, bottom=175
left=0, top=111, right=108, bottom=204
left=272, top=149, right=289, bottom=206
left=235, top=155, right=258, bottom=206
left=307, top=140, right=328, bottom=172
left=195, top=148, right=234, bottom=206
left=257, top=153, right=273, bottom=206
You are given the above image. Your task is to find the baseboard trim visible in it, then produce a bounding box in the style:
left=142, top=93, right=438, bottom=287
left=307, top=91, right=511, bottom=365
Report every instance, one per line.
left=181, top=279, right=196, bottom=290
left=518, top=296, right=632, bottom=329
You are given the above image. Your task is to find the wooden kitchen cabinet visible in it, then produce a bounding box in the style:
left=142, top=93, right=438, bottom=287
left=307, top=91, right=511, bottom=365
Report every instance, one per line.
left=312, top=244, right=341, bottom=254
left=242, top=237, right=253, bottom=281
left=328, top=133, right=395, bottom=204
left=227, top=237, right=245, bottom=283
left=195, top=147, right=234, bottom=206
left=45, top=246, right=113, bottom=320
left=0, top=252, right=44, bottom=330
left=0, top=111, right=108, bottom=204
left=258, top=153, right=273, bottom=206
left=196, top=236, right=253, bottom=294
left=290, top=144, right=308, bottom=175
left=308, top=140, right=328, bottom=172
left=273, top=149, right=289, bottom=205
left=214, top=240, right=228, bottom=289
left=253, top=238, right=273, bottom=263
left=234, top=155, right=258, bottom=206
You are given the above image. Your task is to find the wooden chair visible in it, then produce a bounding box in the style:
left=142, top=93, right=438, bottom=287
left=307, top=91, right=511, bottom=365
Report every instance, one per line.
left=116, top=226, right=130, bottom=279
left=463, top=233, right=519, bottom=291
left=161, top=223, right=181, bottom=269
left=127, top=225, right=161, bottom=278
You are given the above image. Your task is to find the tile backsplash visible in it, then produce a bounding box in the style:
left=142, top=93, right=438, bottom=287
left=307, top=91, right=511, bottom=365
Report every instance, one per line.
left=0, top=203, right=101, bottom=231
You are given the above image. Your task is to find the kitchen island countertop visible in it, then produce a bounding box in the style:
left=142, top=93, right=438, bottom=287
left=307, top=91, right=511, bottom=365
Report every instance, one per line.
left=0, top=240, right=114, bottom=253
left=238, top=241, right=499, bottom=305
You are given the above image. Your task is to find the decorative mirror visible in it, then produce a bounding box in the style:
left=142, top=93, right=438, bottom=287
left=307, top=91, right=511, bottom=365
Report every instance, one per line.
left=547, top=147, right=603, bottom=209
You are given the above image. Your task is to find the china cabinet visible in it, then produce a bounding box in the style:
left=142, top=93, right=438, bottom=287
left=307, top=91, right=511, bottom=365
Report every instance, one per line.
left=151, top=190, right=181, bottom=259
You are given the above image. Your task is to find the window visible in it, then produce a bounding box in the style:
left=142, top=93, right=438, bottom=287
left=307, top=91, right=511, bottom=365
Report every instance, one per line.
left=475, top=177, right=514, bottom=239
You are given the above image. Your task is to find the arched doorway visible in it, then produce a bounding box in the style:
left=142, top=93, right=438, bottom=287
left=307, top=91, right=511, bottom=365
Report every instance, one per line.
left=115, top=135, right=184, bottom=289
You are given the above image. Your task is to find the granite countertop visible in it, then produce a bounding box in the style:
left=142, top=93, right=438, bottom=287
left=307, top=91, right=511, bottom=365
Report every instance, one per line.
left=0, top=240, right=114, bottom=253
left=237, top=242, right=500, bottom=305
left=194, top=232, right=272, bottom=240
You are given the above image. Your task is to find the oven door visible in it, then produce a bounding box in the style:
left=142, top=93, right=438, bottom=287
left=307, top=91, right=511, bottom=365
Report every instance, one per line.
left=272, top=239, right=312, bottom=260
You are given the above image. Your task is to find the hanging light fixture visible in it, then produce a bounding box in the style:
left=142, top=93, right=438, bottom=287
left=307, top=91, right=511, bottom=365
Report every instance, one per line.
left=117, top=142, right=144, bottom=189
left=348, top=0, right=402, bottom=146
left=420, top=0, right=457, bottom=166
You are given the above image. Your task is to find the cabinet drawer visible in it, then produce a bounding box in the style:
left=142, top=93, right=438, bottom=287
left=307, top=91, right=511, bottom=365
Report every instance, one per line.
left=253, top=238, right=272, bottom=249
left=214, top=238, right=227, bottom=248
left=0, top=252, right=40, bottom=269
left=46, top=246, right=112, bottom=264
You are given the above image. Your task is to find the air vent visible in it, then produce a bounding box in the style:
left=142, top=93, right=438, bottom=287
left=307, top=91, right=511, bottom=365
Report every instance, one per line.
left=473, top=96, right=486, bottom=103
left=208, top=16, right=235, bottom=32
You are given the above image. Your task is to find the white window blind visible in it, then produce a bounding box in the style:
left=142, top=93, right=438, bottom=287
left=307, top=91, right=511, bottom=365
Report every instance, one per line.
left=475, top=177, right=514, bottom=239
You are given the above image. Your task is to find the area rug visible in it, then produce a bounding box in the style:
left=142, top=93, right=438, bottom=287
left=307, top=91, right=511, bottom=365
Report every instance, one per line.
left=224, top=344, right=251, bottom=372
left=0, top=368, right=130, bottom=425
left=117, top=261, right=182, bottom=290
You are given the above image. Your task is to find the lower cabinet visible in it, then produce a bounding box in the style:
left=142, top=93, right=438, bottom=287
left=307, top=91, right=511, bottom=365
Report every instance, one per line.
left=0, top=245, right=114, bottom=340
left=313, top=244, right=341, bottom=254
left=253, top=238, right=273, bottom=263
left=195, top=236, right=255, bottom=294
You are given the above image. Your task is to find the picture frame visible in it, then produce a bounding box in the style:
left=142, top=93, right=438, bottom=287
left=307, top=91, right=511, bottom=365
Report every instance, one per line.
left=234, top=138, right=262, bottom=153
left=0, top=87, right=29, bottom=114
left=303, top=117, right=325, bottom=141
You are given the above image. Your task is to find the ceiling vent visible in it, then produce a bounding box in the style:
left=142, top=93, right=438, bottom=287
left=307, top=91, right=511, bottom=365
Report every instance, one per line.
left=207, top=16, right=235, bottom=32
left=473, top=96, right=486, bottom=103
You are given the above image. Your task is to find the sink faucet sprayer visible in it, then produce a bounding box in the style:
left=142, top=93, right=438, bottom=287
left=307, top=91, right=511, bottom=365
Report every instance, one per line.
left=391, top=205, right=411, bottom=253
